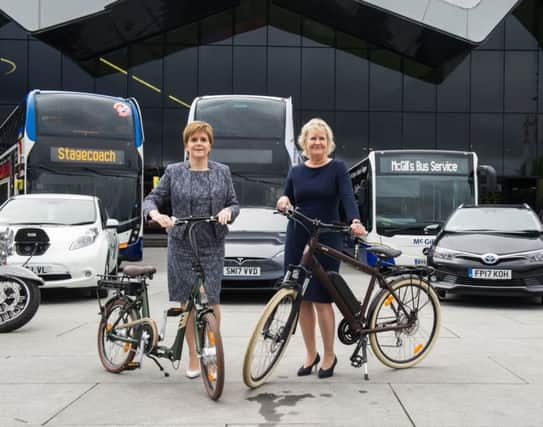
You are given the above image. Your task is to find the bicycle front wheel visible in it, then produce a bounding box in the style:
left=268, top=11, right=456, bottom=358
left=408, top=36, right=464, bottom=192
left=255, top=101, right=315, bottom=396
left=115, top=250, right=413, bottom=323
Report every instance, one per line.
left=199, top=312, right=224, bottom=401
left=97, top=297, right=138, bottom=373
left=243, top=287, right=299, bottom=389
left=369, top=276, right=441, bottom=369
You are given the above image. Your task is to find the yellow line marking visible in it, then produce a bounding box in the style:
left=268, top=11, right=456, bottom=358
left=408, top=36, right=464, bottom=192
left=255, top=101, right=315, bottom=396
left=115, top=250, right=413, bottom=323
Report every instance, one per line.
left=1, top=57, right=17, bottom=75
left=99, top=56, right=190, bottom=109
left=168, top=95, right=191, bottom=108
left=99, top=57, right=128, bottom=75
left=131, top=75, right=161, bottom=93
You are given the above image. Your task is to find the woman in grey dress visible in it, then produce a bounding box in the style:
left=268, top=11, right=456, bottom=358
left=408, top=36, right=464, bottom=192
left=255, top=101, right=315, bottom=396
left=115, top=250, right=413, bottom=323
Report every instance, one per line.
left=143, top=120, right=239, bottom=378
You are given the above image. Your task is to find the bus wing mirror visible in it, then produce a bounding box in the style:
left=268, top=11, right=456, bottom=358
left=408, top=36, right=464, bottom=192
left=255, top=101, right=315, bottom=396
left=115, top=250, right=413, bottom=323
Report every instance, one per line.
left=477, top=164, right=497, bottom=193
left=423, top=223, right=441, bottom=234
left=106, top=218, right=119, bottom=229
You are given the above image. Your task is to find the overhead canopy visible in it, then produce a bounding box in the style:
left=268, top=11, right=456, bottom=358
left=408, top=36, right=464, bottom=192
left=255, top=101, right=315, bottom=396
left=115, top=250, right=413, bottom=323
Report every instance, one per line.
left=0, top=0, right=526, bottom=75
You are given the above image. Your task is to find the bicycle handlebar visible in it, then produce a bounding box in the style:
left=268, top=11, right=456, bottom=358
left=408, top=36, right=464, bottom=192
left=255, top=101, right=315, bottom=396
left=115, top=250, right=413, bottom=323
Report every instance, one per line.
left=276, top=207, right=353, bottom=235
left=172, top=215, right=218, bottom=225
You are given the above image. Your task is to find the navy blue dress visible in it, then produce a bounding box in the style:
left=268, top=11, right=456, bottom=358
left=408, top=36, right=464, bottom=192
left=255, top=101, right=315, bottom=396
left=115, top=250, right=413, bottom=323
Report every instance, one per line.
left=283, top=159, right=360, bottom=302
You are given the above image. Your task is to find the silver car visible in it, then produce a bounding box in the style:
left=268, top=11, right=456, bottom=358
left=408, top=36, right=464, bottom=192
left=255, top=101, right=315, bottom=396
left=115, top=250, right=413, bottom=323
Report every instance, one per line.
left=222, top=207, right=287, bottom=291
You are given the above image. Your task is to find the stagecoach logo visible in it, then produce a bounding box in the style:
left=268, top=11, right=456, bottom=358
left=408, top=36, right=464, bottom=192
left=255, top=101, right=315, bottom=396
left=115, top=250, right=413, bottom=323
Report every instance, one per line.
left=482, top=253, right=499, bottom=265
left=113, top=102, right=131, bottom=118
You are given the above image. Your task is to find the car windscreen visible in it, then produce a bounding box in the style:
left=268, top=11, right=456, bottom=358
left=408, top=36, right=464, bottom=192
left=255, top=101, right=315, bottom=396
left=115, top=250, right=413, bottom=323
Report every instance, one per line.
left=0, top=198, right=96, bottom=225
left=445, top=207, right=542, bottom=232
left=229, top=209, right=288, bottom=232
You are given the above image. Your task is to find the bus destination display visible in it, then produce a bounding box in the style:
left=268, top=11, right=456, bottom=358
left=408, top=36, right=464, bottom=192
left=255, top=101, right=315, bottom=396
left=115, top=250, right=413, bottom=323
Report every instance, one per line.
left=379, top=154, right=470, bottom=175
left=50, top=147, right=125, bottom=165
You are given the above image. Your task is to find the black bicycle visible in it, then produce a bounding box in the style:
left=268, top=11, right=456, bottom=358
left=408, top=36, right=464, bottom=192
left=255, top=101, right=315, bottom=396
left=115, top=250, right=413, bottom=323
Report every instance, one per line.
left=243, top=208, right=441, bottom=388
left=96, top=216, right=225, bottom=400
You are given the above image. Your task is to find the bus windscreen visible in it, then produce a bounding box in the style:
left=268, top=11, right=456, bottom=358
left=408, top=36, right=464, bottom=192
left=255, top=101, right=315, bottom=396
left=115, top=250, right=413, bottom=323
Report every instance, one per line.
left=35, top=93, right=134, bottom=139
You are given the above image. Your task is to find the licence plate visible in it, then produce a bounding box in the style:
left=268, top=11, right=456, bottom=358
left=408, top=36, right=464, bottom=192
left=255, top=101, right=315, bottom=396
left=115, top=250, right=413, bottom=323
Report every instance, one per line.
left=468, top=268, right=511, bottom=280
left=26, top=265, right=52, bottom=275
left=223, top=266, right=261, bottom=277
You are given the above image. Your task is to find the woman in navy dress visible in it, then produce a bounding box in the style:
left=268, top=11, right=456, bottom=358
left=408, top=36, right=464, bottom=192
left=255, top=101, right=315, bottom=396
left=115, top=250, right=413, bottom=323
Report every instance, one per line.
left=276, top=118, right=366, bottom=378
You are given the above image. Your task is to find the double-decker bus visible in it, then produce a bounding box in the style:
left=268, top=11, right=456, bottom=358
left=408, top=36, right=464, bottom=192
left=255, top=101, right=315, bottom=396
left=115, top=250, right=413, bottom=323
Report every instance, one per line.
left=187, top=95, right=300, bottom=207
left=350, top=150, right=496, bottom=266
left=0, top=90, right=144, bottom=261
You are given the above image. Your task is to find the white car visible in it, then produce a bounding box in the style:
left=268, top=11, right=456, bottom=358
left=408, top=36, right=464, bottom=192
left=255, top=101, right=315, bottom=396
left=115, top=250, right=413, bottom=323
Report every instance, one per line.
left=0, top=194, right=119, bottom=291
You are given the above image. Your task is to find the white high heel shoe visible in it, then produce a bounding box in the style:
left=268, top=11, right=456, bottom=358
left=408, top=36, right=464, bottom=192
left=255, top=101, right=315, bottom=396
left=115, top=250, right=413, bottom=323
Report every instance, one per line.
left=185, top=368, right=201, bottom=379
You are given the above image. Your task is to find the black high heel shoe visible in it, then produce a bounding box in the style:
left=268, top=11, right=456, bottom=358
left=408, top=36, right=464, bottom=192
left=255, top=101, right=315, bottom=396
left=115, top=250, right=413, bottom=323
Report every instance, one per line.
left=297, top=353, right=320, bottom=376
left=318, top=356, right=337, bottom=379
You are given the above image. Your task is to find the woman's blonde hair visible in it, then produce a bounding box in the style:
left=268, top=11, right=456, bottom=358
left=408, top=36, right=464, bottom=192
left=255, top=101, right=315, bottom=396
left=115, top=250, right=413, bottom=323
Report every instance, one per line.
left=183, top=120, right=214, bottom=146
left=297, top=118, right=336, bottom=157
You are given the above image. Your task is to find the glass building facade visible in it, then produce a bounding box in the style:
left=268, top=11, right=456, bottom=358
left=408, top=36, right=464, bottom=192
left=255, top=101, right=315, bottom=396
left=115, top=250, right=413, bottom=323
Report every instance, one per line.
left=1, top=0, right=543, bottom=206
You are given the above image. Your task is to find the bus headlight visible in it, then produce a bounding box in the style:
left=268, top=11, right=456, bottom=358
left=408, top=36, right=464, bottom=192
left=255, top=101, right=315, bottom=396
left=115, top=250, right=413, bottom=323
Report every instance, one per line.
left=70, top=228, right=98, bottom=250
left=432, top=247, right=458, bottom=261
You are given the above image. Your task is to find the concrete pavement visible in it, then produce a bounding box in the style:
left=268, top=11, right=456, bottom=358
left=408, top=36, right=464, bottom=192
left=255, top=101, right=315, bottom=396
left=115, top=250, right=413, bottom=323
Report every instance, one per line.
left=1, top=248, right=542, bottom=427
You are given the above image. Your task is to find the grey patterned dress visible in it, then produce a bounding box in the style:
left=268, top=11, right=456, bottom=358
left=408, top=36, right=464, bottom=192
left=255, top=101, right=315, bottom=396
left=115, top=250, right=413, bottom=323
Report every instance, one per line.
left=143, top=160, right=239, bottom=305
left=167, top=171, right=224, bottom=304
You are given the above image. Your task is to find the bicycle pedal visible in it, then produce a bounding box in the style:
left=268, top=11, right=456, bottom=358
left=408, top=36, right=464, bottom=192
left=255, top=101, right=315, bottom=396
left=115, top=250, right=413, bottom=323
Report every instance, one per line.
left=350, top=355, right=363, bottom=368
left=166, top=307, right=183, bottom=317
left=124, top=362, right=141, bottom=370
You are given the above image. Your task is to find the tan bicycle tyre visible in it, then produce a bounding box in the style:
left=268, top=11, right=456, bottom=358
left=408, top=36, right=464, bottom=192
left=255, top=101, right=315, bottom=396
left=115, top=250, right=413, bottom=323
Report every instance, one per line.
left=199, top=312, right=224, bottom=401
left=243, top=287, right=299, bottom=389
left=97, top=297, right=138, bottom=373
left=369, top=277, right=441, bottom=369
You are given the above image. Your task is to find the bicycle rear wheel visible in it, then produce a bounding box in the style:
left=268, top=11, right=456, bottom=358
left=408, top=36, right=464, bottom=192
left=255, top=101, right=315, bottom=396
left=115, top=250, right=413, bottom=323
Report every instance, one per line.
left=199, top=312, right=224, bottom=401
left=97, top=297, right=138, bottom=373
left=243, top=287, right=299, bottom=389
left=369, top=276, right=441, bottom=369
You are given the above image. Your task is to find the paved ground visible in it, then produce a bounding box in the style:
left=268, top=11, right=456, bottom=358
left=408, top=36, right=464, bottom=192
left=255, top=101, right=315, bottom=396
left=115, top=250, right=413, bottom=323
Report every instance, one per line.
left=1, top=248, right=542, bottom=427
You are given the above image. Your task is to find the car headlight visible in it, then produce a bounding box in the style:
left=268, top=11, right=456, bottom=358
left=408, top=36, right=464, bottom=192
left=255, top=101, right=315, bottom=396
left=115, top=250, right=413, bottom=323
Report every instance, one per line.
left=69, top=228, right=98, bottom=250
left=527, top=251, right=543, bottom=263
left=432, top=247, right=458, bottom=261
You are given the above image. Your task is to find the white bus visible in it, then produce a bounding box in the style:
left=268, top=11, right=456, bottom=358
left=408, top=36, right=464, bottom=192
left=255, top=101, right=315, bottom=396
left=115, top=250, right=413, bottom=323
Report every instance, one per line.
left=349, top=150, right=496, bottom=266
left=0, top=90, right=145, bottom=261
left=187, top=95, right=300, bottom=207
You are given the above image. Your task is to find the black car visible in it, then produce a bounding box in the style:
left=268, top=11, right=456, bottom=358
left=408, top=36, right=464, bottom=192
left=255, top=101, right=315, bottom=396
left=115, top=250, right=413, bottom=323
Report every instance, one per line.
left=427, top=204, right=543, bottom=299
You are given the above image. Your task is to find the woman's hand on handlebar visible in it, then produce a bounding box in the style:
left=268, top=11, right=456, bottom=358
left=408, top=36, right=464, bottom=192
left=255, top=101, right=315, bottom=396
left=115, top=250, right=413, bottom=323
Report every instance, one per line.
left=149, top=210, right=175, bottom=229
left=350, top=220, right=367, bottom=237
left=276, top=196, right=292, bottom=212
left=216, top=208, right=232, bottom=225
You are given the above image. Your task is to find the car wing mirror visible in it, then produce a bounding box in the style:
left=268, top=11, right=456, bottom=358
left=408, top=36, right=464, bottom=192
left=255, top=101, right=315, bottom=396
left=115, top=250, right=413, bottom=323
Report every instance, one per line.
left=106, top=218, right=119, bottom=229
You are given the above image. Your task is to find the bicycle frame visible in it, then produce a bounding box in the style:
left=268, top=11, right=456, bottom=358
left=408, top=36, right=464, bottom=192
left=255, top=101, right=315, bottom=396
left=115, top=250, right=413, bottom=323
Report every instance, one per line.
left=282, top=211, right=429, bottom=337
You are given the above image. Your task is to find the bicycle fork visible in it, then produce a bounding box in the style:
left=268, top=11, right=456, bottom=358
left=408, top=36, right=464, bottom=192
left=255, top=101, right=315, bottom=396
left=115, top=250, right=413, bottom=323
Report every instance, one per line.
left=350, top=335, right=370, bottom=381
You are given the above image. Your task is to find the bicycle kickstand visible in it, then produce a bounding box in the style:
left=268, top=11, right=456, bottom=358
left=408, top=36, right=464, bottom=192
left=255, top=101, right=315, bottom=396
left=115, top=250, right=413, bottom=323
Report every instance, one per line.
left=350, top=335, right=370, bottom=381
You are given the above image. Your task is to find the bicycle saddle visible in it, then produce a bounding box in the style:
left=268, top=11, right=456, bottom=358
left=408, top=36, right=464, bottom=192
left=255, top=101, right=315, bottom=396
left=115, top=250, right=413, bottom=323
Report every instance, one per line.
left=366, top=246, right=402, bottom=259
left=122, top=265, right=157, bottom=278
